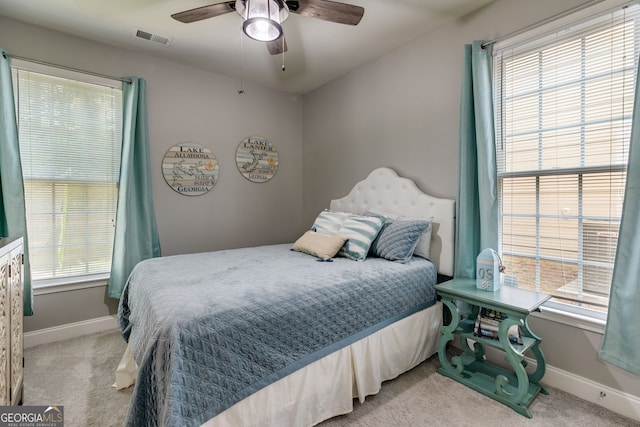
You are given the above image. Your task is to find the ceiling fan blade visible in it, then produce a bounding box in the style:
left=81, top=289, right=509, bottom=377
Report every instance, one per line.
left=171, top=1, right=236, bottom=23
left=290, top=0, right=364, bottom=26
left=267, top=35, right=288, bottom=55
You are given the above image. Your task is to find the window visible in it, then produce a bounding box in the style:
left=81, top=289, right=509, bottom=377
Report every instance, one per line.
left=12, top=64, right=122, bottom=284
left=494, top=1, right=640, bottom=317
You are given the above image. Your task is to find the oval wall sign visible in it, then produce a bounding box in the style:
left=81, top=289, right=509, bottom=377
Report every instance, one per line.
left=235, top=136, right=278, bottom=183
left=162, top=142, right=219, bottom=196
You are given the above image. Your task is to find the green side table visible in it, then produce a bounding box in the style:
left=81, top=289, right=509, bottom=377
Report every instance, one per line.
left=435, top=278, right=551, bottom=418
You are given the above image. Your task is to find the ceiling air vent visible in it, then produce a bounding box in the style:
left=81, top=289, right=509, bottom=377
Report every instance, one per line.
left=133, top=28, right=172, bottom=47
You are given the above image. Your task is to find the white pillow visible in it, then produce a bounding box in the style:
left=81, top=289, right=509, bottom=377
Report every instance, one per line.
left=409, top=220, right=432, bottom=260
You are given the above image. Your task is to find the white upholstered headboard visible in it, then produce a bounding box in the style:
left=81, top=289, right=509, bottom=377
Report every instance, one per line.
left=329, top=167, right=455, bottom=277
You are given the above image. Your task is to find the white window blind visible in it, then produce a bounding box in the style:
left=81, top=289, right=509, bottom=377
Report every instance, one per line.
left=13, top=67, right=122, bottom=282
left=494, top=2, right=640, bottom=314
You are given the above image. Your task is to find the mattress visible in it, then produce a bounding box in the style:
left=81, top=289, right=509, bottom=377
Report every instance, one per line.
left=118, top=243, right=438, bottom=427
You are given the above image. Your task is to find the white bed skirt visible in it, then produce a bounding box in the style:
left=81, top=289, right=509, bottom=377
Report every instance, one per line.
left=116, top=301, right=443, bottom=427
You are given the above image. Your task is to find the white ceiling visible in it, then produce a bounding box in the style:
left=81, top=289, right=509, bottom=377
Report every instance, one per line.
left=0, top=0, right=494, bottom=94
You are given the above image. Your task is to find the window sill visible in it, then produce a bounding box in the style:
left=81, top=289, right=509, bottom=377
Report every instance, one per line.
left=531, top=303, right=606, bottom=335
left=33, top=274, right=110, bottom=296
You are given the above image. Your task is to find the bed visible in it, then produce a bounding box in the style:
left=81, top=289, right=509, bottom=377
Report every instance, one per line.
left=115, top=167, right=455, bottom=427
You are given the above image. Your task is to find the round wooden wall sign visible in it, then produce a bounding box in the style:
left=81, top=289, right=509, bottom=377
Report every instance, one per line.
left=235, top=136, right=278, bottom=183
left=162, top=142, right=219, bottom=196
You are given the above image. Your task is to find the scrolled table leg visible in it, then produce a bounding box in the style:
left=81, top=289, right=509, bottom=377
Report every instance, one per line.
left=437, top=298, right=463, bottom=377
left=494, top=317, right=529, bottom=404
left=521, top=316, right=548, bottom=393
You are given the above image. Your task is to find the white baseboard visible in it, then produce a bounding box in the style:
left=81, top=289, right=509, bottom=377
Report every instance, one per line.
left=543, top=363, right=640, bottom=422
left=458, top=342, right=640, bottom=422
left=24, top=315, right=118, bottom=348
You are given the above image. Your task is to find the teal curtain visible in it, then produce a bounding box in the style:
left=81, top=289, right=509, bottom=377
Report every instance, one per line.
left=108, top=77, right=161, bottom=299
left=599, top=57, right=640, bottom=377
left=454, top=41, right=499, bottom=279
left=0, top=50, right=33, bottom=316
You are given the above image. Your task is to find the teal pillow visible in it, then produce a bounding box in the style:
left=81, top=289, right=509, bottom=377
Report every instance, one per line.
left=370, top=219, right=431, bottom=263
left=312, top=209, right=351, bottom=235
left=336, top=214, right=385, bottom=261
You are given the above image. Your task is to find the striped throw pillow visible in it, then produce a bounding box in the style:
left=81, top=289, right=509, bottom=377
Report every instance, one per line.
left=312, top=209, right=351, bottom=235
left=336, top=214, right=385, bottom=261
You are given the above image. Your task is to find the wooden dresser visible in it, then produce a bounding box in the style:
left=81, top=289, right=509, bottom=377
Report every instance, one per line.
left=0, top=237, right=23, bottom=405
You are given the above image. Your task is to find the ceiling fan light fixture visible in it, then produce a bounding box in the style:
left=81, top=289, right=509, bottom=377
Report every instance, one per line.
left=236, top=0, right=289, bottom=42
left=243, top=16, right=282, bottom=42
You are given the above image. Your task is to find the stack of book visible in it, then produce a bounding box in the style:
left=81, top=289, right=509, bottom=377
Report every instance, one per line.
left=473, top=308, right=523, bottom=345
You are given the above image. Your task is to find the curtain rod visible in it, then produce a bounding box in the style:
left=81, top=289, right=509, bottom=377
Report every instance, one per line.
left=481, top=0, right=608, bottom=49
left=1, top=51, right=132, bottom=84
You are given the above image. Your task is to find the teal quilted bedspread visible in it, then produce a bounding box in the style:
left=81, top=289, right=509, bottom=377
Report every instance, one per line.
left=118, top=244, right=437, bottom=427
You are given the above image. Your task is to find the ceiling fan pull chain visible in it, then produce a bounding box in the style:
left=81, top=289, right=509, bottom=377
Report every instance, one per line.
left=238, top=26, right=246, bottom=94
left=282, top=37, right=286, bottom=72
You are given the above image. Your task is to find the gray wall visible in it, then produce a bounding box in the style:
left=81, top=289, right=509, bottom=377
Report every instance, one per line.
left=2, top=0, right=638, bottom=406
left=0, top=15, right=304, bottom=332
left=302, top=0, right=639, bottom=405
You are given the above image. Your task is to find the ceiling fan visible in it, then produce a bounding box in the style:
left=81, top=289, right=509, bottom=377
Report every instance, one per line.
left=171, top=0, right=365, bottom=55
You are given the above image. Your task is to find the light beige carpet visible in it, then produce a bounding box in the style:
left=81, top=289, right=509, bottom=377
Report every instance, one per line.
left=23, top=331, right=639, bottom=427
left=24, top=331, right=132, bottom=427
